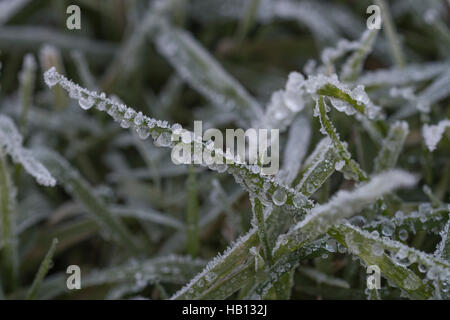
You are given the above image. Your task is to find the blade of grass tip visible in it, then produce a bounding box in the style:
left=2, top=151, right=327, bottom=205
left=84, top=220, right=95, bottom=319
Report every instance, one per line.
left=39, top=44, right=68, bottom=110
left=375, top=0, right=405, bottom=68
left=35, top=149, right=141, bottom=254
left=422, top=185, right=443, bottom=208
left=26, top=238, right=58, bottom=300
left=18, top=53, right=36, bottom=132
left=0, top=149, right=18, bottom=292
left=186, top=166, right=199, bottom=257
left=236, top=0, right=260, bottom=43
left=341, top=29, right=379, bottom=82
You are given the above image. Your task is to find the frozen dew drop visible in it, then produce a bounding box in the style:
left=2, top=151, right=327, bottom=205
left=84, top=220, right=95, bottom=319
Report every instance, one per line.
left=337, top=243, right=347, bottom=253
left=371, top=242, right=384, bottom=256
left=78, top=95, right=94, bottom=110
left=215, top=163, right=228, bottom=173
left=172, top=123, right=182, bottom=136
left=325, top=238, right=337, bottom=253
left=395, top=211, right=404, bottom=220
left=349, top=215, right=366, bottom=227
left=69, top=87, right=81, bottom=99
left=272, top=189, right=287, bottom=206
left=43, top=67, right=60, bottom=87
left=134, top=112, right=144, bottom=125
left=136, top=126, right=150, bottom=140
left=292, top=193, right=307, bottom=208
left=396, top=248, right=408, bottom=260
left=403, top=274, right=419, bottom=290
left=418, top=264, right=427, bottom=273
left=370, top=230, right=379, bottom=238
left=97, top=101, right=107, bottom=111
left=120, top=119, right=131, bottom=128
left=398, top=229, right=408, bottom=241
left=335, top=160, right=345, bottom=171
left=124, top=108, right=135, bottom=120
left=181, top=131, right=192, bottom=144
left=382, top=220, right=395, bottom=237
left=155, top=131, right=171, bottom=147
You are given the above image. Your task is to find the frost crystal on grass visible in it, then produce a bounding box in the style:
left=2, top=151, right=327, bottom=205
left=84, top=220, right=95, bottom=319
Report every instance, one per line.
left=422, top=119, right=450, bottom=151
left=0, top=115, right=56, bottom=186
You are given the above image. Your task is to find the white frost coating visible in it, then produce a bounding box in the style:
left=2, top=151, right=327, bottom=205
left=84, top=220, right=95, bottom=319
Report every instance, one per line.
left=422, top=119, right=450, bottom=152
left=260, top=72, right=307, bottom=131
left=0, top=115, right=56, bottom=186
left=273, top=170, right=417, bottom=256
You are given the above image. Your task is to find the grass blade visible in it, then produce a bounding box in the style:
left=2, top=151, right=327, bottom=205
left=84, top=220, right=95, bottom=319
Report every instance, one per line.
left=26, top=238, right=58, bottom=300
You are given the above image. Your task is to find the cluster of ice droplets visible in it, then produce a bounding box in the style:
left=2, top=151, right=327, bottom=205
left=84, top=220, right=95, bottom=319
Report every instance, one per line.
left=304, top=73, right=382, bottom=119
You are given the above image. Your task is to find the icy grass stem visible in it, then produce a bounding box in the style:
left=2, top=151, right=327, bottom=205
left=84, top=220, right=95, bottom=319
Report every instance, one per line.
left=26, top=238, right=58, bottom=300
left=317, top=97, right=368, bottom=181
left=0, top=149, right=17, bottom=292
left=186, top=166, right=199, bottom=257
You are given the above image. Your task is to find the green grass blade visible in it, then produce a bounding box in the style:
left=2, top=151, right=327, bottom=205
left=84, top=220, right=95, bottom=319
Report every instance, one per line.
left=317, top=97, right=368, bottom=181
left=273, top=170, right=416, bottom=259
left=186, top=166, right=199, bottom=257
left=26, top=238, right=58, bottom=300
left=0, top=149, right=18, bottom=292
